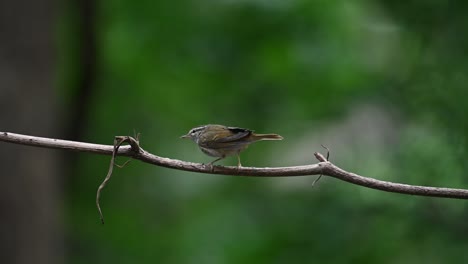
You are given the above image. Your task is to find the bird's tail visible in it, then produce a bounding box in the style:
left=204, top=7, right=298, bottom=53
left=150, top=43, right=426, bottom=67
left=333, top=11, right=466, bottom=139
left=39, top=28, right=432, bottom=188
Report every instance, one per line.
left=252, top=133, right=283, bottom=141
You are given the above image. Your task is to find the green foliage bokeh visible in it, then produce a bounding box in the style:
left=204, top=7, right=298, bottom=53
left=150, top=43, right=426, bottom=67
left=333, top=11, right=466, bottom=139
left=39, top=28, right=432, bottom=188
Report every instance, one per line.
left=61, top=1, right=468, bottom=263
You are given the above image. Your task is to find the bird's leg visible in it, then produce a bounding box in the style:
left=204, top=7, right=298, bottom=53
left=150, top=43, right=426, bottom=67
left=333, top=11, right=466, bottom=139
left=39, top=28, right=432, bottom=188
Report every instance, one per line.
left=237, top=153, right=242, bottom=168
left=204, top=157, right=223, bottom=172
left=208, top=156, right=225, bottom=166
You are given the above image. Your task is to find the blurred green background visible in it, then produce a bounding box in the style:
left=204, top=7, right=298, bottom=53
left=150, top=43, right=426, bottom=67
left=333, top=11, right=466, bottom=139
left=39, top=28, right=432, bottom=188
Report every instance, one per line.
left=2, top=0, right=468, bottom=263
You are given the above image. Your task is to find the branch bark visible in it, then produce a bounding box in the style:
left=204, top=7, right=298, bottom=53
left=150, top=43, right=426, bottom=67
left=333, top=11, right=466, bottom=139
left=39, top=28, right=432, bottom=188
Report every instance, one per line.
left=1, top=131, right=468, bottom=200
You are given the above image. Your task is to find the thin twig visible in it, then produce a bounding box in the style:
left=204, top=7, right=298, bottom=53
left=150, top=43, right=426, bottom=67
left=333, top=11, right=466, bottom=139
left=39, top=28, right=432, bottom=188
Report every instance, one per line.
left=96, top=137, right=126, bottom=224
left=321, top=144, right=330, bottom=160
left=312, top=145, right=330, bottom=186
left=96, top=136, right=141, bottom=223
left=115, top=159, right=132, bottom=169
left=311, top=174, right=322, bottom=187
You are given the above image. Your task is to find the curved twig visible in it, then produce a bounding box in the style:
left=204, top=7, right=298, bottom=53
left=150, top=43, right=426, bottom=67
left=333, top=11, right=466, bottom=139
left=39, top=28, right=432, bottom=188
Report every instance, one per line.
left=1, top=131, right=467, bottom=201
left=96, top=136, right=132, bottom=224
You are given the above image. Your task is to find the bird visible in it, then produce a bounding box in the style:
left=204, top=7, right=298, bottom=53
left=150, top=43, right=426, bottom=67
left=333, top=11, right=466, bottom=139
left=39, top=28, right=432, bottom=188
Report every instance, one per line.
left=181, top=124, right=283, bottom=167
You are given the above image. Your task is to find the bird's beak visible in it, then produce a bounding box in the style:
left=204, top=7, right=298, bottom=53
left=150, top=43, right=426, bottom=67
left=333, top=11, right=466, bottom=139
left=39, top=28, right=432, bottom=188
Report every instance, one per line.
left=180, top=134, right=189, bottom=139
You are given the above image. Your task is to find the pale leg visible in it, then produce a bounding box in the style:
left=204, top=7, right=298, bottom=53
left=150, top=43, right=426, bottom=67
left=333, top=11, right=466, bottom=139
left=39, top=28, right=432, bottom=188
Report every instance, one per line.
left=208, top=156, right=225, bottom=166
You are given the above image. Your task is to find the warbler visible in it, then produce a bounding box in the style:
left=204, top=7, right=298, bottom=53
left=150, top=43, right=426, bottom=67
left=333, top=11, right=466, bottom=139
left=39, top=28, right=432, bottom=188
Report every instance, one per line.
left=181, top=124, right=283, bottom=167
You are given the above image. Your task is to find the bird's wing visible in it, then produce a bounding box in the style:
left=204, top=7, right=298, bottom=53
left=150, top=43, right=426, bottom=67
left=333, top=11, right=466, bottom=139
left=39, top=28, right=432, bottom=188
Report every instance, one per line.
left=214, top=127, right=252, bottom=143
left=198, top=127, right=252, bottom=149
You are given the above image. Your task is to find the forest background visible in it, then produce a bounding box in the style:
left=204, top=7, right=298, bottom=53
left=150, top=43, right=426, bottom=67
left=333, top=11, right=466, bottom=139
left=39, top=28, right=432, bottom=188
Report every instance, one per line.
left=1, top=0, right=468, bottom=263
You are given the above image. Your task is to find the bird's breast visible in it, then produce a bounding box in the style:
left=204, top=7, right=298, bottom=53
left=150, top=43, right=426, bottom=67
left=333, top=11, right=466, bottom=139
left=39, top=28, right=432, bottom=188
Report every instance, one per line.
left=199, top=147, right=224, bottom=157
left=199, top=146, right=247, bottom=157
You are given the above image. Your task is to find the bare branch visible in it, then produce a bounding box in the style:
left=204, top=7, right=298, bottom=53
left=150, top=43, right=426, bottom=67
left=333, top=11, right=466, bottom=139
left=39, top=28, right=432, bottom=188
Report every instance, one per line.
left=1, top=131, right=468, bottom=200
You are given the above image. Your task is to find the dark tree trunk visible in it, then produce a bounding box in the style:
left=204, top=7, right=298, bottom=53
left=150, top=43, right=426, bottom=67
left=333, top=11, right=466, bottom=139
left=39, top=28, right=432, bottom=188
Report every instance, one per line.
left=0, top=0, right=62, bottom=263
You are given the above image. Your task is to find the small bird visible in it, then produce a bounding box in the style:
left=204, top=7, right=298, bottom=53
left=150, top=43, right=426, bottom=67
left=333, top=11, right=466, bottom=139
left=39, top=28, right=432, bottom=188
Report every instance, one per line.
left=181, top=124, right=283, bottom=167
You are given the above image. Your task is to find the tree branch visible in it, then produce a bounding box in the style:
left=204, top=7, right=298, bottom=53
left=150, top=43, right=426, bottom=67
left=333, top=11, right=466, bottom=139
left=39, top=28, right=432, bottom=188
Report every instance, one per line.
left=1, top=131, right=468, bottom=200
